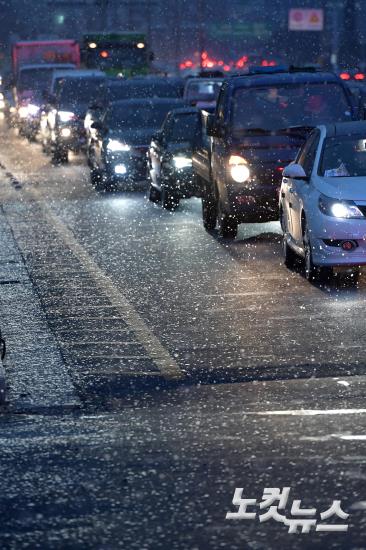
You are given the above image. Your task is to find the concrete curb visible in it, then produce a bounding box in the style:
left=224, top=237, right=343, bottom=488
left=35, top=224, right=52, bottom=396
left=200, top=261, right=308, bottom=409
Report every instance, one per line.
left=0, top=356, right=6, bottom=405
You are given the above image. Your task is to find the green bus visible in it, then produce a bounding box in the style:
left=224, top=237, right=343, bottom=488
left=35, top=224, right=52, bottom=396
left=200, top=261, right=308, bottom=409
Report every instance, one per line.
left=81, top=32, right=153, bottom=77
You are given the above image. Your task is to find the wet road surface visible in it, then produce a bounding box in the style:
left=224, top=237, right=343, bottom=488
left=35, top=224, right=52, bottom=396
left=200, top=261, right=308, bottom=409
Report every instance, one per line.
left=0, top=123, right=365, bottom=548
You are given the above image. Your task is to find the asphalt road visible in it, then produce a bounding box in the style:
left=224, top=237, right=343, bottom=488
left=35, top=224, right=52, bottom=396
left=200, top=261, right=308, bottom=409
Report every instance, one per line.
left=0, top=122, right=365, bottom=549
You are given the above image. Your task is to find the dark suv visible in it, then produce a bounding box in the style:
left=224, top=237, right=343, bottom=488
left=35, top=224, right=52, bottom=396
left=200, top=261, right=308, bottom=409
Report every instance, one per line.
left=198, top=67, right=361, bottom=237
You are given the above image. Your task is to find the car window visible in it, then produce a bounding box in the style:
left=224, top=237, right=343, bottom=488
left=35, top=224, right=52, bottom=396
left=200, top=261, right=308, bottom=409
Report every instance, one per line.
left=216, top=84, right=228, bottom=123
left=297, top=131, right=320, bottom=175
left=231, top=83, right=352, bottom=132
left=164, top=113, right=199, bottom=143
left=320, top=134, right=366, bottom=177
left=105, top=102, right=183, bottom=130
left=185, top=80, right=223, bottom=103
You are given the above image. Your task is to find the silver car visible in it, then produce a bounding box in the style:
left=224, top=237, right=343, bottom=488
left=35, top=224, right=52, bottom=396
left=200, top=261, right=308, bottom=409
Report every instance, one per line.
left=280, top=121, right=366, bottom=283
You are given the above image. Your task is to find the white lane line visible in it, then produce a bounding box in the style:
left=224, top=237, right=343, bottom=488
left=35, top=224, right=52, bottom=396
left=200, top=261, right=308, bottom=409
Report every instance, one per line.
left=33, top=197, right=183, bottom=381
left=245, top=409, right=366, bottom=416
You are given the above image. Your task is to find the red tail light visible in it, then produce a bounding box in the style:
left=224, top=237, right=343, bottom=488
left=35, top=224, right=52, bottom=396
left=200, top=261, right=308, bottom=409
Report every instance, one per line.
left=355, top=73, right=365, bottom=80
left=340, top=72, right=351, bottom=80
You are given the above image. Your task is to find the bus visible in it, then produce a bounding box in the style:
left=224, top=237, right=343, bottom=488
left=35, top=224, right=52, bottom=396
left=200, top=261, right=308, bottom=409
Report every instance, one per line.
left=81, top=33, right=153, bottom=77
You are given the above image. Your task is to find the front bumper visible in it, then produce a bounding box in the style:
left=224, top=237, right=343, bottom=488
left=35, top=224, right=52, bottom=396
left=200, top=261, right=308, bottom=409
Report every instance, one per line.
left=311, top=214, right=366, bottom=266
left=58, top=123, right=86, bottom=151
left=225, top=179, right=280, bottom=222
left=105, top=149, right=148, bottom=181
left=163, top=167, right=199, bottom=198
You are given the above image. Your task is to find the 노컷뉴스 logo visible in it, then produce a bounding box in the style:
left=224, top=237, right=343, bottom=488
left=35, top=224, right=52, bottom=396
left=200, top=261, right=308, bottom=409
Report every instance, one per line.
left=226, top=487, right=349, bottom=534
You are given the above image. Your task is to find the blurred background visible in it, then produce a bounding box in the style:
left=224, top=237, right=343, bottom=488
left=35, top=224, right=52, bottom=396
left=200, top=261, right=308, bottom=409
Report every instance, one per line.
left=0, top=0, right=364, bottom=73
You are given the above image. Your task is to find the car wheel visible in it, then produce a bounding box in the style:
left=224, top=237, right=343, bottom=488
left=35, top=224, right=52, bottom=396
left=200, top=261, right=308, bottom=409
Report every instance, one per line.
left=162, top=187, right=179, bottom=211
left=283, top=236, right=298, bottom=269
left=202, top=183, right=217, bottom=231
left=90, top=167, right=102, bottom=188
left=148, top=183, right=161, bottom=203
left=341, top=267, right=360, bottom=287
left=52, top=147, right=68, bottom=165
left=220, top=213, right=238, bottom=239
left=303, top=224, right=332, bottom=283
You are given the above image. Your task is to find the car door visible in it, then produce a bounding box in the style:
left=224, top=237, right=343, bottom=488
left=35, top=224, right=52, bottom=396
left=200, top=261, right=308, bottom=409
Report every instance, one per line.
left=211, top=84, right=229, bottom=189
left=150, top=116, right=171, bottom=188
left=290, top=131, right=320, bottom=245
left=93, top=113, right=108, bottom=170
left=193, top=111, right=212, bottom=182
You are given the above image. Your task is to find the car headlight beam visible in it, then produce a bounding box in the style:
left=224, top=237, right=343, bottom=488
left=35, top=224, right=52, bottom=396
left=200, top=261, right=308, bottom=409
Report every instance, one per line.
left=319, top=194, right=364, bottom=219
left=229, top=154, right=250, bottom=183
left=173, top=156, right=192, bottom=169
left=107, top=139, right=131, bottom=152
left=18, top=106, right=28, bottom=118
left=58, top=110, right=75, bottom=122
left=27, top=104, right=40, bottom=116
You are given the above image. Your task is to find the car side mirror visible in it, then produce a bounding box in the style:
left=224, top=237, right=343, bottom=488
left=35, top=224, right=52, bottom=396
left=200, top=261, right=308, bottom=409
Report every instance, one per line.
left=283, top=163, right=309, bottom=180
left=153, top=130, right=164, bottom=143
left=91, top=121, right=108, bottom=135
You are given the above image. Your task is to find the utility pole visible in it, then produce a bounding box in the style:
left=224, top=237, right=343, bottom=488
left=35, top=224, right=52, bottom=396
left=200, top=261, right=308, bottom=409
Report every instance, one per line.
left=174, top=0, right=182, bottom=74
left=197, top=0, right=205, bottom=68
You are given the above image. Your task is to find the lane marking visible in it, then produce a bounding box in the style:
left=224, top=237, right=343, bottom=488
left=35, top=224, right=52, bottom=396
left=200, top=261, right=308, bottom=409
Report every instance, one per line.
left=245, top=409, right=366, bottom=416
left=28, top=193, right=184, bottom=381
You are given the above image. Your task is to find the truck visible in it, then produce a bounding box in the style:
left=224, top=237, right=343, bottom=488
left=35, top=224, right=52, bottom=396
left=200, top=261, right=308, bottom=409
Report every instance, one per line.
left=193, top=67, right=361, bottom=238
left=11, top=40, right=80, bottom=139
left=12, top=40, right=80, bottom=76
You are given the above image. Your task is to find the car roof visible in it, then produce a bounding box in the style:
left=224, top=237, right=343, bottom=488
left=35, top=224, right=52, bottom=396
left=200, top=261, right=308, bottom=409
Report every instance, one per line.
left=324, top=121, right=366, bottom=137
left=54, top=70, right=105, bottom=78
left=59, top=73, right=106, bottom=81
left=228, top=71, right=342, bottom=88
left=107, top=78, right=181, bottom=87
left=19, top=64, right=76, bottom=71
left=109, top=98, right=185, bottom=106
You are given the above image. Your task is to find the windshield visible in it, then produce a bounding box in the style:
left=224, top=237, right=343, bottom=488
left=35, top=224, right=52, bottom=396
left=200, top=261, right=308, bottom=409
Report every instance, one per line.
left=17, top=68, right=53, bottom=92
left=231, top=83, right=352, bottom=132
left=106, top=102, right=182, bottom=129
left=59, top=79, right=106, bottom=105
left=107, top=82, right=182, bottom=101
left=165, top=113, right=199, bottom=142
left=185, top=80, right=223, bottom=102
left=320, top=135, right=366, bottom=177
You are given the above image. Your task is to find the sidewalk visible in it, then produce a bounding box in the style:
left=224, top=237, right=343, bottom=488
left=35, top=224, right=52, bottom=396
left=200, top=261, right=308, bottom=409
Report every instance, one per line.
left=0, top=205, right=79, bottom=412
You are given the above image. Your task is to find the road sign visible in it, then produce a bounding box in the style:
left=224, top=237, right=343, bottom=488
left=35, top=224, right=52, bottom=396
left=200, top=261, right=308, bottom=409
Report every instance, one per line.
left=288, top=9, right=324, bottom=31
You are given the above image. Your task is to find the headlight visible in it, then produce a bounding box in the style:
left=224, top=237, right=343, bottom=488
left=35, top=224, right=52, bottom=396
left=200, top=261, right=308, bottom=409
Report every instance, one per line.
left=18, top=106, right=28, bottom=118
left=107, top=139, right=131, bottom=152
left=173, top=156, right=192, bottom=169
left=60, top=128, right=71, bottom=138
left=58, top=110, right=75, bottom=122
left=114, top=163, right=127, bottom=175
left=27, top=104, right=40, bottom=116
left=318, top=194, right=364, bottom=219
left=229, top=155, right=250, bottom=183
left=0, top=92, right=4, bottom=100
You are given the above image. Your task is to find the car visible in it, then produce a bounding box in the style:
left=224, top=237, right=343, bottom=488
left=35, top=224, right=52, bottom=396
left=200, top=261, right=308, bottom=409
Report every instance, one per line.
left=280, top=121, right=366, bottom=283
left=84, top=76, right=184, bottom=166
left=183, top=77, right=223, bottom=109
left=147, top=107, right=202, bottom=209
left=40, top=73, right=107, bottom=163
left=88, top=97, right=184, bottom=190
left=201, top=66, right=362, bottom=238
